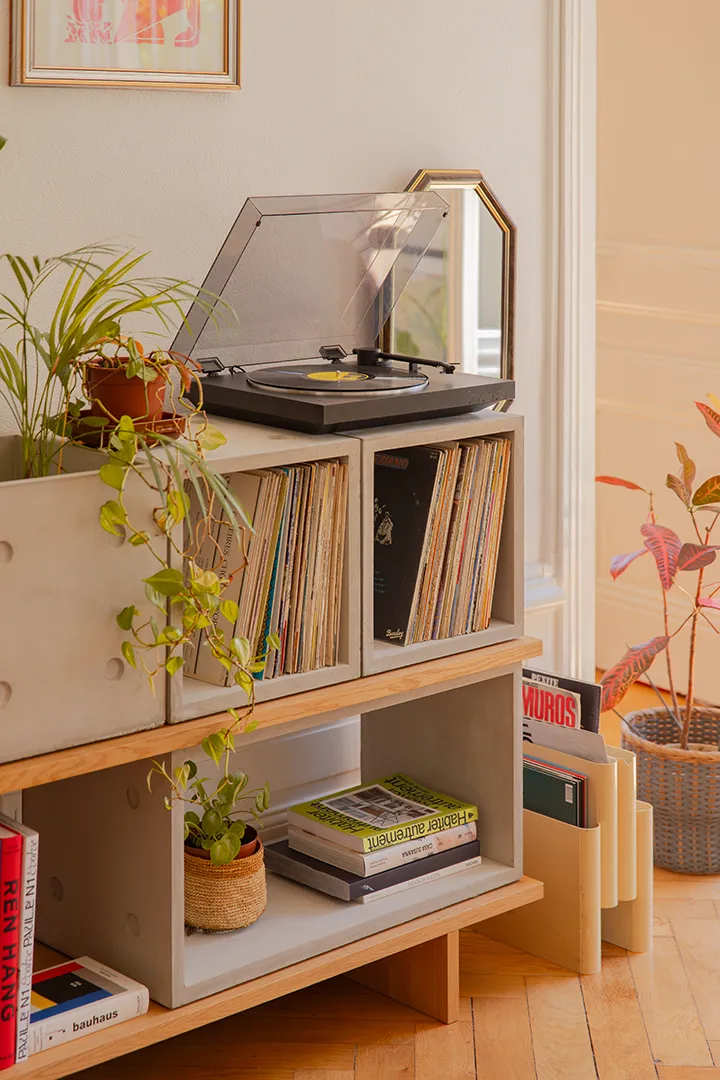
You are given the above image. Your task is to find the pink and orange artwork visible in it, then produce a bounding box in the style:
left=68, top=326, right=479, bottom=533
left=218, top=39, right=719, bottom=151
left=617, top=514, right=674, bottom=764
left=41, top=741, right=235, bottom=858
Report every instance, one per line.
left=11, top=0, right=240, bottom=89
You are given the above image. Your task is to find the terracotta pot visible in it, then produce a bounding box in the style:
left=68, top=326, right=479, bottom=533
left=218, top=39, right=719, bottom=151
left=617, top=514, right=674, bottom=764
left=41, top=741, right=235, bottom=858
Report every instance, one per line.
left=85, top=363, right=166, bottom=423
left=185, top=824, right=260, bottom=862
left=184, top=831, right=266, bottom=932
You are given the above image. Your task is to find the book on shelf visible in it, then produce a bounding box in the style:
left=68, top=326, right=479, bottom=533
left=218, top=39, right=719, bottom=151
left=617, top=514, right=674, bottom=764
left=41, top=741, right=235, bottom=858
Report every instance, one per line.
left=187, top=459, right=348, bottom=686
left=523, top=756, right=588, bottom=828
left=373, top=436, right=511, bottom=647
left=288, top=820, right=478, bottom=877
left=286, top=774, right=478, bottom=854
left=0, top=812, right=39, bottom=1066
left=29, top=957, right=149, bottom=1055
left=0, top=824, right=22, bottom=1071
left=265, top=837, right=482, bottom=903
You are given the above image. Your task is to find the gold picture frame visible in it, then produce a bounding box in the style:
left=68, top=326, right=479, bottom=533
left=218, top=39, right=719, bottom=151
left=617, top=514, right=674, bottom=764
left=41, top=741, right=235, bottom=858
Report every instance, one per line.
left=10, top=1, right=241, bottom=90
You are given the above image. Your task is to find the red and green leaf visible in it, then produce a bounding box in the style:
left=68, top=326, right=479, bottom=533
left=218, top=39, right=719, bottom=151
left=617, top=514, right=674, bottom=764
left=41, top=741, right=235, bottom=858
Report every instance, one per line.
left=600, top=637, right=670, bottom=713
left=610, top=549, right=648, bottom=580
left=640, top=523, right=682, bottom=590
left=667, top=474, right=690, bottom=506
left=596, top=475, right=645, bottom=492
left=693, top=475, right=720, bottom=507
left=676, top=442, right=697, bottom=488
left=677, top=543, right=719, bottom=572
left=696, top=401, right=720, bottom=438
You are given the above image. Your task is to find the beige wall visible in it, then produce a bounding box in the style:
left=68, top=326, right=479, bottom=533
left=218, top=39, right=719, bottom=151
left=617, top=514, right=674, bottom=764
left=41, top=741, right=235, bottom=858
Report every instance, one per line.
left=597, top=0, right=720, bottom=697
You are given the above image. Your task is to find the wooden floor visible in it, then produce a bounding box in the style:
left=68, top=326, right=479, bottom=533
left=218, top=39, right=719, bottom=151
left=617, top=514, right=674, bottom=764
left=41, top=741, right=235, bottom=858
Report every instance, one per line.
left=77, top=682, right=720, bottom=1080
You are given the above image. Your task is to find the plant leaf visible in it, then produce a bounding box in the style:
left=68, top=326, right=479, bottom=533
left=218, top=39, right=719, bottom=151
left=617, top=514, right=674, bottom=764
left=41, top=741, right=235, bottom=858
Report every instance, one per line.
left=696, top=401, right=720, bottom=437
left=610, top=549, right=648, bottom=581
left=667, top=474, right=690, bottom=507
left=693, top=476, right=720, bottom=506
left=596, top=475, right=645, bottom=491
left=165, top=655, right=184, bottom=676
left=116, top=605, right=139, bottom=631
left=677, top=543, right=719, bottom=572
left=99, top=462, right=125, bottom=491
left=121, top=641, right=136, bottom=669
left=600, top=636, right=670, bottom=712
left=196, top=425, right=227, bottom=453
left=143, top=568, right=185, bottom=597
left=676, top=443, right=697, bottom=494
left=640, top=523, right=682, bottom=590
left=699, top=596, right=720, bottom=610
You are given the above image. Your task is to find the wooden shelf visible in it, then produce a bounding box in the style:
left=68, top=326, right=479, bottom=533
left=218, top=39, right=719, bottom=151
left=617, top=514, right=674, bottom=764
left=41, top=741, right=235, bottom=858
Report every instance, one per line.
left=0, top=636, right=541, bottom=796
left=10, top=876, right=541, bottom=1080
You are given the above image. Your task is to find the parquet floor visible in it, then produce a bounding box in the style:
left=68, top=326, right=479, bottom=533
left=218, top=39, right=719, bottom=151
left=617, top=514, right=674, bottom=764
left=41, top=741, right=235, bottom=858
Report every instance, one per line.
left=79, top=683, right=720, bottom=1080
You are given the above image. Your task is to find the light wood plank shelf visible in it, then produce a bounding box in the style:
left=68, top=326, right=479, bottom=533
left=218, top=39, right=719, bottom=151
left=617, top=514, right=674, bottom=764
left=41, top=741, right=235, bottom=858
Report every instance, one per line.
left=0, top=636, right=541, bottom=796
left=10, top=877, right=541, bottom=1080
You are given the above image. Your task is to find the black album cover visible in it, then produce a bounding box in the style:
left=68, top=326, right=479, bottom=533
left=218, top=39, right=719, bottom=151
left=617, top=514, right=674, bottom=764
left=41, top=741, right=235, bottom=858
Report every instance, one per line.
left=373, top=446, right=442, bottom=645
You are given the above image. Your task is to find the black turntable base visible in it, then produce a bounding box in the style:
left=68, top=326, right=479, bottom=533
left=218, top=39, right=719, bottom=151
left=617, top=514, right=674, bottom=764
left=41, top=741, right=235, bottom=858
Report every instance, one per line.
left=190, top=350, right=515, bottom=435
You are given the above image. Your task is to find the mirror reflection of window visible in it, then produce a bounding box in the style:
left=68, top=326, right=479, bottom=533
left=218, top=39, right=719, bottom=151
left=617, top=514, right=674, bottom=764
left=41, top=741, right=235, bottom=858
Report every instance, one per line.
left=388, top=172, right=514, bottom=401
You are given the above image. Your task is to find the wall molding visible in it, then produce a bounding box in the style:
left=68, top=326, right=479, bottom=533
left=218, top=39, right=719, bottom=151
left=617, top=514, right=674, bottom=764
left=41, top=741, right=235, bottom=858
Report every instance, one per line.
left=549, top=0, right=597, bottom=678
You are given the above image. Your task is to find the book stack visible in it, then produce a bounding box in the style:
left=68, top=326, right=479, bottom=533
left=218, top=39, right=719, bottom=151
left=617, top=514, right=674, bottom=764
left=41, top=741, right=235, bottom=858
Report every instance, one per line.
left=0, top=811, right=38, bottom=1070
left=373, top=436, right=511, bottom=647
left=187, top=459, right=348, bottom=685
left=265, top=774, right=481, bottom=904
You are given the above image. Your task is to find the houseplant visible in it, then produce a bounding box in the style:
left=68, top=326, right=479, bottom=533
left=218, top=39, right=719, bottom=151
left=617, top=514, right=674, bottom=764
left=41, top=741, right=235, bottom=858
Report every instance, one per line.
left=148, top=707, right=271, bottom=932
left=598, top=396, right=720, bottom=873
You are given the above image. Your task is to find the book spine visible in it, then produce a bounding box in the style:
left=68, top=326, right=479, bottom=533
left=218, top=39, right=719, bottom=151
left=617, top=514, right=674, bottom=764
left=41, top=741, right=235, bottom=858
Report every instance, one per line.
left=29, top=988, right=149, bottom=1056
left=14, top=832, right=38, bottom=1064
left=0, top=832, right=22, bottom=1070
left=357, top=855, right=482, bottom=903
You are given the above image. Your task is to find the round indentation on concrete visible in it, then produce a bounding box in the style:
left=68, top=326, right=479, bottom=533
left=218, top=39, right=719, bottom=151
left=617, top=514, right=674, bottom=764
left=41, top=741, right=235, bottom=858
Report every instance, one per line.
left=102, top=530, right=125, bottom=549
left=126, top=786, right=140, bottom=810
left=0, top=542, right=13, bottom=565
left=49, top=877, right=64, bottom=903
left=105, top=658, right=125, bottom=681
left=125, top=913, right=141, bottom=938
left=0, top=683, right=11, bottom=709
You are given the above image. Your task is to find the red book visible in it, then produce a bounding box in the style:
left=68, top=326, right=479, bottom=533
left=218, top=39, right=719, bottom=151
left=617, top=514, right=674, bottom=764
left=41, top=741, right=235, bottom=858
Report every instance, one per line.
left=0, top=826, right=22, bottom=1070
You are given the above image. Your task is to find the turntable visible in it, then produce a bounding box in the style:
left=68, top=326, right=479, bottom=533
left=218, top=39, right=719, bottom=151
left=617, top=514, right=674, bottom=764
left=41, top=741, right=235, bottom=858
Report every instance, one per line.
left=174, top=193, right=514, bottom=434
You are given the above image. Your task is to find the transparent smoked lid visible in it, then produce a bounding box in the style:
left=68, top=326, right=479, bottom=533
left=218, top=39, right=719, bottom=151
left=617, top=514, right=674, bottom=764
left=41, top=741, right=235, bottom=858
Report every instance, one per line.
left=172, top=192, right=449, bottom=368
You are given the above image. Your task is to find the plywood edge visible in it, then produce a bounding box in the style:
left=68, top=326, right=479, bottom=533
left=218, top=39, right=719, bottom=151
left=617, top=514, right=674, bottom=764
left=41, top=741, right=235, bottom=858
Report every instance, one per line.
left=0, top=637, right=542, bottom=794
left=7, top=877, right=541, bottom=1080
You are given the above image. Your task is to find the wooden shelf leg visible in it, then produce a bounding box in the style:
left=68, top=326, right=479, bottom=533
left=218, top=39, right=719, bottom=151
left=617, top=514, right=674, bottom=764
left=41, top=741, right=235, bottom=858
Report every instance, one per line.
left=348, top=929, right=460, bottom=1024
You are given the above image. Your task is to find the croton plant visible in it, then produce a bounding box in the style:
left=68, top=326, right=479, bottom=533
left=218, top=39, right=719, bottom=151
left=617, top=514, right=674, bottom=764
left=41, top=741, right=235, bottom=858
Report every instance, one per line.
left=598, top=397, right=720, bottom=749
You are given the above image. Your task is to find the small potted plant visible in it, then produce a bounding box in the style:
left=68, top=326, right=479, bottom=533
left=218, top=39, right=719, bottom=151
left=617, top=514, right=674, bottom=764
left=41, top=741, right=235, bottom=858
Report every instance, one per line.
left=149, top=708, right=270, bottom=932
left=598, top=396, right=720, bottom=873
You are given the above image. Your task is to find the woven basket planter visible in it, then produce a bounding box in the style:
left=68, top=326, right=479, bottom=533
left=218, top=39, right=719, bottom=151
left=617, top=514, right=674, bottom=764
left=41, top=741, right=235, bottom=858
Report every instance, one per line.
left=622, top=708, right=720, bottom=874
left=184, top=839, right=267, bottom=932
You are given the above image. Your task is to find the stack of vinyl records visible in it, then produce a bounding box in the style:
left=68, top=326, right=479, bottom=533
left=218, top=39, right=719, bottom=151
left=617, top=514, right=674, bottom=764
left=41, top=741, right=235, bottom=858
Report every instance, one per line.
left=265, top=774, right=481, bottom=904
left=373, top=436, right=511, bottom=646
left=186, top=459, right=348, bottom=685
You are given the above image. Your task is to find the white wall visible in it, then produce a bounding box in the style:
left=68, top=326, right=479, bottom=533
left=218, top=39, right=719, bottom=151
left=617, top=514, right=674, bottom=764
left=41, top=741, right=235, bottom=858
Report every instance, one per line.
left=0, top=0, right=589, bottom=671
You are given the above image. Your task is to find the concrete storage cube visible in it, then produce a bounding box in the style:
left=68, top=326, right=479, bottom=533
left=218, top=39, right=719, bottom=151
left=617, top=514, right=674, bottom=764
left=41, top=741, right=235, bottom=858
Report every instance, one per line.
left=0, top=436, right=164, bottom=762
left=352, top=412, right=524, bottom=676
left=168, top=420, right=361, bottom=722
left=25, top=663, right=522, bottom=1008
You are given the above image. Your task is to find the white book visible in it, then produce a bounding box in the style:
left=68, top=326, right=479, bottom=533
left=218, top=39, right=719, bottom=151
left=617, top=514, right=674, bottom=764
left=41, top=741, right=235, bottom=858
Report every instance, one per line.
left=357, top=854, right=482, bottom=903
left=288, top=821, right=478, bottom=877
left=29, top=957, right=149, bottom=1056
left=0, top=812, right=38, bottom=1064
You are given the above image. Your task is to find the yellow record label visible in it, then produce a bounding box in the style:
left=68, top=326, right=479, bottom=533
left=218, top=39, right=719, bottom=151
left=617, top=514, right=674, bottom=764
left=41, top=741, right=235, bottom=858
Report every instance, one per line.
left=306, top=371, right=370, bottom=382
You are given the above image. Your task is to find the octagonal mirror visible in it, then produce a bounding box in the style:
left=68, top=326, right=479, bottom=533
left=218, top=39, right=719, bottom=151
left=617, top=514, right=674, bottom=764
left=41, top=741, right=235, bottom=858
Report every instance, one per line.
left=386, top=169, right=516, bottom=410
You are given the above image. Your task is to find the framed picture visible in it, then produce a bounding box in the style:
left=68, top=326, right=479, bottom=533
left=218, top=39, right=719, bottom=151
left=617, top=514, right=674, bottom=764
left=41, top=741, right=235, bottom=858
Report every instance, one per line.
left=10, top=1, right=241, bottom=90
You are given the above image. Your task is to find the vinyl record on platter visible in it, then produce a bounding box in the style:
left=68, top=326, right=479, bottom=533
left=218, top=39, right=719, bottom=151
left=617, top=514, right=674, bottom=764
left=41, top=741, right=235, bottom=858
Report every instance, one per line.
left=246, top=363, right=429, bottom=395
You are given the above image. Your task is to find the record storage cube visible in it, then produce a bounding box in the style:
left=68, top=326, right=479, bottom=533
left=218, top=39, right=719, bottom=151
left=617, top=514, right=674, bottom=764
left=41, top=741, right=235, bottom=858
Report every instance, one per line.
left=0, top=437, right=165, bottom=763
left=352, top=412, right=524, bottom=676
left=168, top=419, right=362, bottom=722
left=24, top=662, right=523, bottom=1008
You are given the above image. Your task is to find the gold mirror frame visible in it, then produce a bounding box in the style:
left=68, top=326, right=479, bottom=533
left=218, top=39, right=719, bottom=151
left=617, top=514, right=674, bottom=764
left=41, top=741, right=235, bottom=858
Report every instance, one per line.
left=387, top=169, right=516, bottom=412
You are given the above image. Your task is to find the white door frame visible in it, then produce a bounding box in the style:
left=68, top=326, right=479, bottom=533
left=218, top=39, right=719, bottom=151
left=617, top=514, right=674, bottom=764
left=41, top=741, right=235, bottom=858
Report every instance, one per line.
left=525, top=0, right=596, bottom=679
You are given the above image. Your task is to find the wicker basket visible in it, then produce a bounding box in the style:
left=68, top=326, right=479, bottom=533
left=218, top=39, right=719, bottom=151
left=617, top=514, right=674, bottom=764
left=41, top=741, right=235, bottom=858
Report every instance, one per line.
left=622, top=708, right=720, bottom=874
left=184, top=839, right=267, bottom=931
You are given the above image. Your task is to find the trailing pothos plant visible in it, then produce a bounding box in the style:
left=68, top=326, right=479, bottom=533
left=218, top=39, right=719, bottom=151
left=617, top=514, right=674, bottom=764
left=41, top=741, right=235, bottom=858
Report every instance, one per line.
left=148, top=707, right=270, bottom=866
left=597, top=395, right=720, bottom=749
